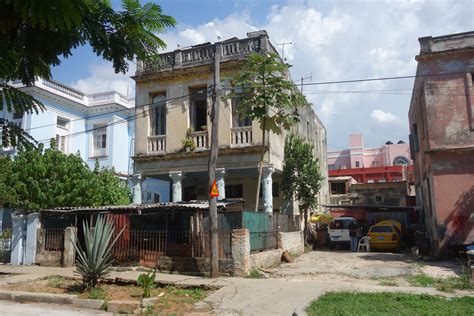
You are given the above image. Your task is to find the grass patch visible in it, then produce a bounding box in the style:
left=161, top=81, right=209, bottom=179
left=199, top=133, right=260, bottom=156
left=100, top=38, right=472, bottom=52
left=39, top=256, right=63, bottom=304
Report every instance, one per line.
left=378, top=278, right=398, bottom=287
left=247, top=268, right=263, bottom=279
left=406, top=273, right=436, bottom=287
left=306, top=292, right=474, bottom=315
left=0, top=277, right=211, bottom=314
left=86, top=287, right=106, bottom=300
left=406, top=272, right=472, bottom=292
left=165, top=285, right=207, bottom=300
left=155, top=286, right=208, bottom=313
left=47, top=276, right=65, bottom=288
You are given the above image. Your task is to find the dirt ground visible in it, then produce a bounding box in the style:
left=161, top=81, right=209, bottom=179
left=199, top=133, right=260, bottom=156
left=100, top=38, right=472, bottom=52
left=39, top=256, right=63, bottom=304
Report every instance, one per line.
left=266, top=250, right=461, bottom=282
left=273, top=250, right=459, bottom=276
left=0, top=276, right=209, bottom=314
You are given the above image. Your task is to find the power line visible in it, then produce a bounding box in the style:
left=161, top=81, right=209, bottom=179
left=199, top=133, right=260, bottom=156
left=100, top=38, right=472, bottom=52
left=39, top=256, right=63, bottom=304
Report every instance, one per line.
left=34, top=92, right=195, bottom=144
left=23, top=70, right=468, bottom=141
left=297, top=71, right=466, bottom=86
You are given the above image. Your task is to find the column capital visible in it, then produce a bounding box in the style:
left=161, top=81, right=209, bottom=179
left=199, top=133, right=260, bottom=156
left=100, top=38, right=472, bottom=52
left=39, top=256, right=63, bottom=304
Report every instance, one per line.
left=262, top=165, right=275, bottom=177
left=169, top=171, right=183, bottom=182
left=216, top=168, right=226, bottom=177
left=132, top=173, right=142, bottom=181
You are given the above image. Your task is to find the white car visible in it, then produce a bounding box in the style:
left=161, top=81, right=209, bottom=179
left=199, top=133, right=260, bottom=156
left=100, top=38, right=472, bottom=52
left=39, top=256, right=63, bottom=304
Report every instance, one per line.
left=328, top=217, right=358, bottom=250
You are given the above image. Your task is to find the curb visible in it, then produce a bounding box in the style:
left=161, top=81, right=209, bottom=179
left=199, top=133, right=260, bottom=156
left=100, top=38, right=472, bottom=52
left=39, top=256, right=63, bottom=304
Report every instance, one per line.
left=0, top=290, right=104, bottom=310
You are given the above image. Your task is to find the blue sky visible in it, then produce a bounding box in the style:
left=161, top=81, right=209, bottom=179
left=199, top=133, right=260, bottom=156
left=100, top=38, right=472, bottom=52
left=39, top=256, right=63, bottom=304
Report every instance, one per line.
left=51, top=0, right=474, bottom=148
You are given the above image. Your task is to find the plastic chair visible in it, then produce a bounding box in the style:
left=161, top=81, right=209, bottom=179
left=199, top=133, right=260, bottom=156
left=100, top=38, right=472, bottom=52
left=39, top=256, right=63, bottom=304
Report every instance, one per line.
left=358, top=236, right=371, bottom=252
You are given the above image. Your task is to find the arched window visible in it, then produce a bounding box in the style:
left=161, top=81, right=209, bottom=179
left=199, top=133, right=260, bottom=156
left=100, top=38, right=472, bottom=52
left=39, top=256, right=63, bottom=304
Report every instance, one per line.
left=151, top=94, right=166, bottom=135
left=393, top=156, right=409, bottom=165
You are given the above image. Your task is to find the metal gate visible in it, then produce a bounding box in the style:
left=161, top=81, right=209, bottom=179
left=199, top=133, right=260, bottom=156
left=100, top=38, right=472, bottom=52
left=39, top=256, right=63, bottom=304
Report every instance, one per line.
left=0, top=230, right=11, bottom=263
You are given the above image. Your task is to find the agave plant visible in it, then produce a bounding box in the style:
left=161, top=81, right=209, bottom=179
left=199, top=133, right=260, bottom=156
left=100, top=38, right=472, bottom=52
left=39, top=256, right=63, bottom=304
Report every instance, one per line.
left=71, top=215, right=124, bottom=288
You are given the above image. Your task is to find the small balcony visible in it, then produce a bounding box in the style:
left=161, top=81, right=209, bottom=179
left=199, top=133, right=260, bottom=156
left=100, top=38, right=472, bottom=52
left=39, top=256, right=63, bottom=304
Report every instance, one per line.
left=148, top=135, right=166, bottom=154
left=231, top=126, right=253, bottom=147
left=189, top=131, right=208, bottom=150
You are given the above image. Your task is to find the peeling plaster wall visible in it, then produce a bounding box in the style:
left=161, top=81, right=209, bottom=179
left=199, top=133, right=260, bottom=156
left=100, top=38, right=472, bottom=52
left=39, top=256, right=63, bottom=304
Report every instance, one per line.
left=409, top=32, right=474, bottom=256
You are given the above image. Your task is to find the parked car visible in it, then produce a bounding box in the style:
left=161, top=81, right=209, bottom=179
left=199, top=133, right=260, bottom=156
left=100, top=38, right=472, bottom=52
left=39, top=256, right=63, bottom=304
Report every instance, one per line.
left=328, top=217, right=359, bottom=250
left=368, top=220, right=402, bottom=251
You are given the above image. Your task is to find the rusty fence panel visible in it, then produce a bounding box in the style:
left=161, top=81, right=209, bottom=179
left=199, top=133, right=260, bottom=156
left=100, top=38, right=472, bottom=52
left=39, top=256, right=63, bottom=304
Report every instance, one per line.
left=43, top=228, right=65, bottom=251
left=111, top=230, right=233, bottom=265
left=249, top=231, right=278, bottom=252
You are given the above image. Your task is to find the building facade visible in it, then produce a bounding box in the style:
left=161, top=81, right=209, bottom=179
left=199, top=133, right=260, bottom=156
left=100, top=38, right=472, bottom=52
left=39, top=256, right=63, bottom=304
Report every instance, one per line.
left=328, top=134, right=412, bottom=170
left=132, top=30, right=329, bottom=213
left=1, top=78, right=134, bottom=176
left=408, top=31, right=474, bottom=256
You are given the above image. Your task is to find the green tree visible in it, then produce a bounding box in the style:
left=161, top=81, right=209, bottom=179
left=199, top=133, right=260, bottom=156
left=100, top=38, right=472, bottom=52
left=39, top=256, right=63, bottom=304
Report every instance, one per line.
left=282, top=133, right=322, bottom=241
left=1, top=141, right=130, bottom=210
left=0, top=155, right=17, bottom=206
left=0, top=0, right=175, bottom=146
left=226, top=52, right=306, bottom=211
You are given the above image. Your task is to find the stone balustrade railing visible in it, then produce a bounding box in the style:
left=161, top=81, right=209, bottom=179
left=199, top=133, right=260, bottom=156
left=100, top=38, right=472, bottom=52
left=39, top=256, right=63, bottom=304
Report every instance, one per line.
left=136, top=31, right=270, bottom=75
left=148, top=135, right=166, bottom=154
left=231, top=126, right=253, bottom=147
left=190, top=131, right=208, bottom=150
left=41, top=79, right=85, bottom=100
left=21, top=78, right=133, bottom=107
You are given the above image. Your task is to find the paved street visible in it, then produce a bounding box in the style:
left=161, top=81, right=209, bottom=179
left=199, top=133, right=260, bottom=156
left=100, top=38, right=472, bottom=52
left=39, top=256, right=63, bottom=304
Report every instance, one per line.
left=203, top=250, right=470, bottom=315
left=0, top=251, right=471, bottom=316
left=0, top=300, right=110, bottom=316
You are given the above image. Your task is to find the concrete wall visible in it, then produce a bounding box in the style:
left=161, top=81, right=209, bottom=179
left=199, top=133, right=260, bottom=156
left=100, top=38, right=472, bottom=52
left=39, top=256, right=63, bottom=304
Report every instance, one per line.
left=408, top=31, right=474, bottom=256
left=350, top=182, right=408, bottom=206
left=155, top=257, right=233, bottom=275
left=35, top=228, right=76, bottom=267
left=231, top=229, right=250, bottom=276
left=279, top=231, right=304, bottom=255
left=247, top=231, right=304, bottom=271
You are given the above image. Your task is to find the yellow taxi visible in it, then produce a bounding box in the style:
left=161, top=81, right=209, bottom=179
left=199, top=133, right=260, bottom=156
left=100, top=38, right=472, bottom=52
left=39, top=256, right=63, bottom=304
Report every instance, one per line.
left=368, top=220, right=402, bottom=251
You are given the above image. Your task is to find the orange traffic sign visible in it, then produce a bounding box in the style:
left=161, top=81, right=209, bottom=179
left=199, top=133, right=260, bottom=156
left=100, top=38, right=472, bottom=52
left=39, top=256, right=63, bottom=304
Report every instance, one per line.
left=210, top=179, right=219, bottom=197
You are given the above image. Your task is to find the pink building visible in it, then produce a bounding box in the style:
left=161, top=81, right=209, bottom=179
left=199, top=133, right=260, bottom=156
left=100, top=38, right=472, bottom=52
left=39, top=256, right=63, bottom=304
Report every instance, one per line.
left=327, top=134, right=412, bottom=170
left=409, top=32, right=474, bottom=257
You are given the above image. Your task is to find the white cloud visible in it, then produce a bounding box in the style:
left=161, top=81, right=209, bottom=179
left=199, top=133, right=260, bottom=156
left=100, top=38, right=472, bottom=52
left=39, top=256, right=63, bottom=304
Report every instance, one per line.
left=71, top=0, right=472, bottom=147
left=71, top=63, right=135, bottom=97
left=371, top=109, right=398, bottom=123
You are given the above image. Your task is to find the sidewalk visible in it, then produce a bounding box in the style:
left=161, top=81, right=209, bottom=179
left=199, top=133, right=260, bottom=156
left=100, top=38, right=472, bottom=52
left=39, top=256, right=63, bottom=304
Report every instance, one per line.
left=0, top=264, right=229, bottom=289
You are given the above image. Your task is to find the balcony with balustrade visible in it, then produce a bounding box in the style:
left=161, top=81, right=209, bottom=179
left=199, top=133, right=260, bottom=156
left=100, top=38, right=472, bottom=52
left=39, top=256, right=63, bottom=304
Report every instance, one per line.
left=148, top=135, right=167, bottom=154
left=135, top=30, right=275, bottom=76
left=230, top=126, right=253, bottom=147
left=11, top=78, right=133, bottom=109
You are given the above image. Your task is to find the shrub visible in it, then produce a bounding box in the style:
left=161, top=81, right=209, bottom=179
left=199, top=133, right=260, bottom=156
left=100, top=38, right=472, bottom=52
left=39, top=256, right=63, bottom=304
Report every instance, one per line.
left=137, top=270, right=156, bottom=298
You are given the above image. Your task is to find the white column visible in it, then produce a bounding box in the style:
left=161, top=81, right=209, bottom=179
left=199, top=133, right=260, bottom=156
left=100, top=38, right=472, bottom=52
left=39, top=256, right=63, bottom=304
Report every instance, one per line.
left=262, top=166, right=275, bottom=214
left=25, top=212, right=40, bottom=265
left=131, top=174, right=142, bottom=204
left=216, top=168, right=226, bottom=200
left=11, top=211, right=27, bottom=265
left=169, top=171, right=183, bottom=202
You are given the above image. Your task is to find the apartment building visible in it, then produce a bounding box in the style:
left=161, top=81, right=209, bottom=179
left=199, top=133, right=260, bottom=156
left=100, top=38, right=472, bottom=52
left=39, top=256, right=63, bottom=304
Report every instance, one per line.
left=131, top=30, right=329, bottom=213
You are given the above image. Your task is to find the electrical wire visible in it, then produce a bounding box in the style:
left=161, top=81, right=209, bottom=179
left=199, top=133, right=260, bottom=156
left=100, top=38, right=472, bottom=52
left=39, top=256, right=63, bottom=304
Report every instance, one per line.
left=19, top=70, right=470, bottom=142
left=34, top=92, right=196, bottom=144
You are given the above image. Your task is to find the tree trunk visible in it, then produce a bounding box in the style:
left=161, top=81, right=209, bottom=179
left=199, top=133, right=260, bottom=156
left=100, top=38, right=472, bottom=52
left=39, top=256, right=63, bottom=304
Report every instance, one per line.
left=254, top=119, right=266, bottom=212
left=303, top=206, right=308, bottom=245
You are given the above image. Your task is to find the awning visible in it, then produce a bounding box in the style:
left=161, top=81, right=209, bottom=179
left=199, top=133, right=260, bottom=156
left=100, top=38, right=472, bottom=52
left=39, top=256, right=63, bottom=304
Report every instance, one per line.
left=310, top=213, right=334, bottom=224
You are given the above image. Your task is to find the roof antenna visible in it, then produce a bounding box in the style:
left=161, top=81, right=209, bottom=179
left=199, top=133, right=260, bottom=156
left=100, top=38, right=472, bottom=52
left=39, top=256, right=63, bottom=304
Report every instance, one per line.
left=276, top=42, right=292, bottom=61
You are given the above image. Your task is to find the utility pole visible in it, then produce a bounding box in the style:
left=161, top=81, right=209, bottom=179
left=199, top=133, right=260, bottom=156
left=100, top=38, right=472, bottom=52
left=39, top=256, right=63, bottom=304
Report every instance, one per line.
left=300, top=73, right=312, bottom=93
left=276, top=42, right=292, bottom=61
left=208, top=41, right=221, bottom=278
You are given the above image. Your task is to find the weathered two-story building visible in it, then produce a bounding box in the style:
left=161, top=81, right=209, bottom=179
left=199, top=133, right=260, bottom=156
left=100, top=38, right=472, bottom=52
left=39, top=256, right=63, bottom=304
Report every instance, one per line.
left=131, top=30, right=329, bottom=214
left=409, top=31, right=474, bottom=256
